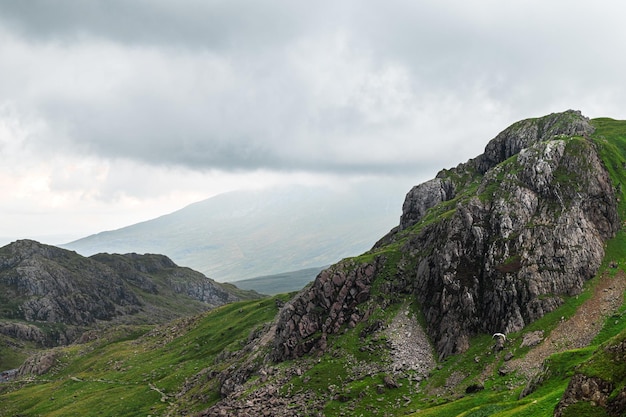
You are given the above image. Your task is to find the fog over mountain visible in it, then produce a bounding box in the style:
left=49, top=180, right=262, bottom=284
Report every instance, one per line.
left=63, top=182, right=406, bottom=282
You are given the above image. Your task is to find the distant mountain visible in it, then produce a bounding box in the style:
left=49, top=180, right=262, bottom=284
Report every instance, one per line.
left=231, top=266, right=327, bottom=295
left=62, top=183, right=406, bottom=282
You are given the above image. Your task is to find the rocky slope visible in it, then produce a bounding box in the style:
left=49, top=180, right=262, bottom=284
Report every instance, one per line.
left=272, top=110, right=620, bottom=361
left=0, top=240, right=258, bottom=348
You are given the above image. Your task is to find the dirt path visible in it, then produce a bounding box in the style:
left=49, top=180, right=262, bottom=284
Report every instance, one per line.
left=507, top=270, right=626, bottom=378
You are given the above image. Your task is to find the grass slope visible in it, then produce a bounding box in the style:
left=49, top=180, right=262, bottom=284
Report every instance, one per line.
left=230, top=265, right=326, bottom=295
left=0, top=295, right=290, bottom=416
left=3, top=118, right=626, bottom=416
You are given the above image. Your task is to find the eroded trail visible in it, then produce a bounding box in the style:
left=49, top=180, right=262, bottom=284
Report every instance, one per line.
left=507, top=270, right=626, bottom=378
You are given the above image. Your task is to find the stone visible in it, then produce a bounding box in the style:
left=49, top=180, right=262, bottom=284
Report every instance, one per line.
left=521, top=331, right=544, bottom=348
left=555, top=374, right=614, bottom=417
left=383, top=374, right=400, bottom=389
left=465, top=383, right=485, bottom=394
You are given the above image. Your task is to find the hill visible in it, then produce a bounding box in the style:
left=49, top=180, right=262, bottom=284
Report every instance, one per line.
left=0, top=240, right=260, bottom=370
left=62, top=183, right=406, bottom=282
left=231, top=266, right=326, bottom=295
left=4, top=111, right=626, bottom=416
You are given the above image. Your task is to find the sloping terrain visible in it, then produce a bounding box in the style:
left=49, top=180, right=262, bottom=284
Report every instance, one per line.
left=62, top=183, right=406, bottom=282
left=231, top=266, right=325, bottom=295
left=506, top=270, right=626, bottom=380
left=0, top=240, right=260, bottom=371
left=3, top=112, right=626, bottom=416
left=0, top=295, right=289, bottom=417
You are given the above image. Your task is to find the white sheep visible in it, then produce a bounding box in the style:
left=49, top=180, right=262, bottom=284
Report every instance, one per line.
left=492, top=332, right=506, bottom=341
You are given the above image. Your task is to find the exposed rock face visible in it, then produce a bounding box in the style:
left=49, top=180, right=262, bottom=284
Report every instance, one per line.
left=272, top=259, right=378, bottom=360
left=475, top=109, right=595, bottom=174
left=0, top=240, right=250, bottom=348
left=271, top=110, right=620, bottom=361
left=554, top=374, right=614, bottom=416
left=402, top=113, right=618, bottom=358
left=400, top=178, right=455, bottom=231
left=90, top=253, right=239, bottom=306
left=0, top=322, right=82, bottom=347
left=16, top=350, right=60, bottom=377
left=0, top=240, right=140, bottom=326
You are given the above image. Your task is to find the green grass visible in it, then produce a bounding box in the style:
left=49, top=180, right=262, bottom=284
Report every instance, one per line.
left=0, top=336, right=31, bottom=370
left=592, top=118, right=626, bottom=218
left=560, top=401, right=611, bottom=417
left=578, top=330, right=626, bottom=384
left=0, top=295, right=288, bottom=417
left=230, top=266, right=324, bottom=295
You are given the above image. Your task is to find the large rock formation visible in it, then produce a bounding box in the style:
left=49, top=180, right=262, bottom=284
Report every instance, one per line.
left=0, top=240, right=255, bottom=347
left=273, top=110, right=620, bottom=360
left=90, top=252, right=240, bottom=307
left=273, top=259, right=379, bottom=360
left=0, top=240, right=140, bottom=326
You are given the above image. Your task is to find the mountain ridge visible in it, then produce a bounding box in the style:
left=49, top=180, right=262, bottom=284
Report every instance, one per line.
left=0, top=239, right=260, bottom=368
left=62, top=183, right=407, bottom=282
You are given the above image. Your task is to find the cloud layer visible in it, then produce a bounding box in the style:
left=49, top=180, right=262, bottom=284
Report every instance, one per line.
left=1, top=0, right=625, bottom=241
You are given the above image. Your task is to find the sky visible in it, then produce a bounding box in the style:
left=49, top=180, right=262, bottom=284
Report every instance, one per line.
left=1, top=0, right=625, bottom=245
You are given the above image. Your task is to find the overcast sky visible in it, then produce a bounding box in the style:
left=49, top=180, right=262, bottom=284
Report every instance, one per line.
left=1, top=0, right=625, bottom=245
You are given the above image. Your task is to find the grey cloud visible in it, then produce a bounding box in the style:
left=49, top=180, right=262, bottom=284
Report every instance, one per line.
left=0, top=0, right=311, bottom=50
left=2, top=0, right=626, bottom=179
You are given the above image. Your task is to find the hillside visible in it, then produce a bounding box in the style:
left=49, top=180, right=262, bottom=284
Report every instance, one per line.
left=231, top=266, right=326, bottom=295
left=3, top=111, right=626, bottom=416
left=62, top=183, right=406, bottom=282
left=0, top=240, right=260, bottom=371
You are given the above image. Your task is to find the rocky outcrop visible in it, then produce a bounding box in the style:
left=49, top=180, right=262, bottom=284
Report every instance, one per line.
left=404, top=119, right=618, bottom=358
left=0, top=240, right=254, bottom=349
left=272, top=259, right=378, bottom=360
left=16, top=350, right=60, bottom=377
left=554, top=374, right=615, bottom=416
left=0, top=322, right=46, bottom=343
left=0, top=322, right=83, bottom=347
left=90, top=253, right=240, bottom=307
left=398, top=110, right=596, bottom=232
left=400, top=177, right=455, bottom=231
left=475, top=109, right=595, bottom=174
left=555, top=331, right=626, bottom=416
left=271, top=110, right=620, bottom=361
left=0, top=240, right=140, bottom=326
